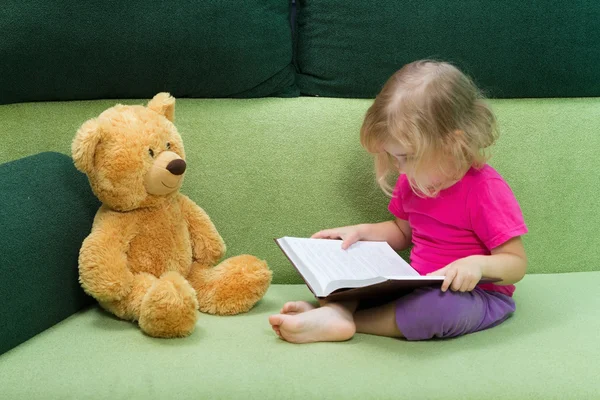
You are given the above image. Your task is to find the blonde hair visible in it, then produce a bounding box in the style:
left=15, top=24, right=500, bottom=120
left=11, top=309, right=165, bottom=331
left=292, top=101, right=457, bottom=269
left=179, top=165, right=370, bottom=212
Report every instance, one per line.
left=360, top=60, right=498, bottom=197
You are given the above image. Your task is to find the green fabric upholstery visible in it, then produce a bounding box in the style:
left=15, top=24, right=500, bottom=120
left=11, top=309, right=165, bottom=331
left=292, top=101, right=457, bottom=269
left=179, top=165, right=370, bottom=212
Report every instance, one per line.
left=0, top=1, right=297, bottom=105
left=0, top=97, right=599, bottom=398
left=1, top=3, right=598, bottom=396
left=0, top=152, right=100, bottom=355
left=1, top=98, right=598, bottom=282
left=1, top=274, right=599, bottom=399
left=294, top=0, right=600, bottom=98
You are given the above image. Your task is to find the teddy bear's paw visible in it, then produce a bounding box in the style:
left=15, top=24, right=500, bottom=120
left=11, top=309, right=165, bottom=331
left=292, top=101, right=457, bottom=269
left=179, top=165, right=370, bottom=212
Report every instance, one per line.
left=194, top=237, right=227, bottom=266
left=138, top=272, right=199, bottom=338
left=197, top=255, right=273, bottom=316
left=100, top=272, right=158, bottom=321
left=79, top=260, right=134, bottom=303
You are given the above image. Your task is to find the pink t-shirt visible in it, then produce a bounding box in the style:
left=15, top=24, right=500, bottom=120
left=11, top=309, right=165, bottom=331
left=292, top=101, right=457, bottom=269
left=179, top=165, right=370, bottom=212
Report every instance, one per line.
left=388, top=165, right=528, bottom=297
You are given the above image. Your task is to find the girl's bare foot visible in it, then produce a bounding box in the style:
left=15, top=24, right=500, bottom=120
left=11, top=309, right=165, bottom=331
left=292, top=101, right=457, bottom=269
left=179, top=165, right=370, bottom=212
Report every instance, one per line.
left=271, top=301, right=316, bottom=338
left=280, top=301, right=316, bottom=314
left=268, top=304, right=356, bottom=344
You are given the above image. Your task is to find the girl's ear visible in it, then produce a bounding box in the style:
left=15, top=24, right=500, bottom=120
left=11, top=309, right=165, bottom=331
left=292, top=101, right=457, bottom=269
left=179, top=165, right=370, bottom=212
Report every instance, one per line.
left=72, top=119, right=102, bottom=175
left=147, top=92, right=175, bottom=122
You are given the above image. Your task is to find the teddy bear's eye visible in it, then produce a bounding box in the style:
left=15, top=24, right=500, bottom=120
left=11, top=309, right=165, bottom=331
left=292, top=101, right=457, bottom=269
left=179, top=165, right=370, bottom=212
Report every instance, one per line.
left=148, top=148, right=155, bottom=158
left=166, top=142, right=171, bottom=150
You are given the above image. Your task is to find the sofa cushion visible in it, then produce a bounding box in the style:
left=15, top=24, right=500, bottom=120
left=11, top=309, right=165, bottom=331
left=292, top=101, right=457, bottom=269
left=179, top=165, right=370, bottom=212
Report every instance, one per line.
left=1, top=98, right=598, bottom=279
left=294, top=0, right=600, bottom=98
left=0, top=152, right=100, bottom=355
left=0, top=273, right=599, bottom=399
left=0, top=1, right=297, bottom=104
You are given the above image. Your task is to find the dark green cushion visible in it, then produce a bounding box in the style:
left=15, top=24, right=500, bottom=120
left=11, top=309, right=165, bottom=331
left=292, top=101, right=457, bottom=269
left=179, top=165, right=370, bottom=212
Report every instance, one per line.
left=295, top=0, right=600, bottom=98
left=0, top=152, right=99, bottom=355
left=0, top=1, right=297, bottom=105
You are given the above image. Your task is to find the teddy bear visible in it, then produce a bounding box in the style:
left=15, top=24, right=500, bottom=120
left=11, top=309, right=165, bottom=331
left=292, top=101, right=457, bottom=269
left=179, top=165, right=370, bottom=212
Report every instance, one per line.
left=71, top=93, right=272, bottom=338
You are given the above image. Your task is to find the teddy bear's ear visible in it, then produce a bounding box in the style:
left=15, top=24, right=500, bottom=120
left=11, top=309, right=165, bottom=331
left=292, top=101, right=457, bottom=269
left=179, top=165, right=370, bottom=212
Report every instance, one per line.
left=72, top=119, right=102, bottom=174
left=147, top=92, right=175, bottom=122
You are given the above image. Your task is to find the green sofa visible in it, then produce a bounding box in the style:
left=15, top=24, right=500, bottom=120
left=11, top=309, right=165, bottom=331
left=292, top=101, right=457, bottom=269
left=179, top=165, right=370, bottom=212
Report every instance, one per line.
left=1, top=1, right=600, bottom=399
left=1, top=97, right=599, bottom=399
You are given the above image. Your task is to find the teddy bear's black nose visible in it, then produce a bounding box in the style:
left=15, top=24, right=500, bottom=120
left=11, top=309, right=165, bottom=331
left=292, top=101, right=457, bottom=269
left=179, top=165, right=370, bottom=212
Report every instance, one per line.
left=166, top=159, right=186, bottom=176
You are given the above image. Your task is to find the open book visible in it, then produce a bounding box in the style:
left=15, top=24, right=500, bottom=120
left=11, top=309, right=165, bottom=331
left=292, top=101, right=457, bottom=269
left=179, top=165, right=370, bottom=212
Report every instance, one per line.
left=275, top=237, right=447, bottom=300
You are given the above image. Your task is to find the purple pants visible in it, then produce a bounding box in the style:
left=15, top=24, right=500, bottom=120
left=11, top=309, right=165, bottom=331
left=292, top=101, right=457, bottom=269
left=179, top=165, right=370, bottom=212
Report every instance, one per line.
left=394, top=287, right=515, bottom=340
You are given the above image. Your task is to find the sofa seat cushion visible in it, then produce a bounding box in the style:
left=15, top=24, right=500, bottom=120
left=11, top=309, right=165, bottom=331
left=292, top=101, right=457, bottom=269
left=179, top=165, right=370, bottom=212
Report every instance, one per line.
left=1, top=272, right=599, bottom=399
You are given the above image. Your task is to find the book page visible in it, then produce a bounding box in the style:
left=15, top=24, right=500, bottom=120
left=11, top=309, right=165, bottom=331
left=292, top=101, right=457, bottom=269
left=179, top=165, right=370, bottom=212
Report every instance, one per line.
left=280, top=237, right=418, bottom=283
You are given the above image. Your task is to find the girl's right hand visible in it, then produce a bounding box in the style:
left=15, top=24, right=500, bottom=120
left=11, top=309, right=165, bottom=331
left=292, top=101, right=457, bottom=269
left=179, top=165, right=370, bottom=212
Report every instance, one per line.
left=311, top=225, right=364, bottom=250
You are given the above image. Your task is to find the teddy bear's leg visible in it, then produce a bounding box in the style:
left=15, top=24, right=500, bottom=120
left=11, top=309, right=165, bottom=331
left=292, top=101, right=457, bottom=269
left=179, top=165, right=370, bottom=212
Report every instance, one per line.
left=187, top=255, right=272, bottom=315
left=100, top=272, right=157, bottom=321
left=138, top=271, right=199, bottom=338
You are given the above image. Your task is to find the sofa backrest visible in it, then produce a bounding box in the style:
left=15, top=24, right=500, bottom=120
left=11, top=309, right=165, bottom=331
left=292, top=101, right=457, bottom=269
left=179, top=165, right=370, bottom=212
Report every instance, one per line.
left=1, top=98, right=597, bottom=285
left=2, top=1, right=600, bottom=105
left=0, top=1, right=296, bottom=105
left=294, top=0, right=600, bottom=98
left=179, top=98, right=600, bottom=279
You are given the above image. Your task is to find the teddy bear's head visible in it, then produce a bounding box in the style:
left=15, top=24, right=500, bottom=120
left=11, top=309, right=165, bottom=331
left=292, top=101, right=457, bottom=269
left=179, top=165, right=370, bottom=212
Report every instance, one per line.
left=72, top=93, right=187, bottom=211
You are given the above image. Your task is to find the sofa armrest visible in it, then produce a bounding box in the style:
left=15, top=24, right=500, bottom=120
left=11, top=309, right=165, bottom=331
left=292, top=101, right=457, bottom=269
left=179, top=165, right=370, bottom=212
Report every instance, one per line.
left=0, top=152, right=100, bottom=355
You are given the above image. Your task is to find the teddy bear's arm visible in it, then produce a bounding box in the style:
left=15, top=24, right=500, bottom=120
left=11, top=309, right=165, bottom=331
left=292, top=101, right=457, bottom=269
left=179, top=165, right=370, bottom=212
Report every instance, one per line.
left=78, top=207, right=137, bottom=302
left=179, top=194, right=226, bottom=265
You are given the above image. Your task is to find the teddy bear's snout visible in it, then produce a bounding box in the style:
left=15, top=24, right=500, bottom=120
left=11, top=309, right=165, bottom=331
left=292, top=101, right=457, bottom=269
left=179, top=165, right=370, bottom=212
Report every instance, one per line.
left=166, top=159, right=186, bottom=176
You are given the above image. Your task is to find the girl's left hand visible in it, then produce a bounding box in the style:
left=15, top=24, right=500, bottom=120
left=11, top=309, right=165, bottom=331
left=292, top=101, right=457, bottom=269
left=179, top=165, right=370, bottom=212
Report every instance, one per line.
left=427, top=256, right=483, bottom=292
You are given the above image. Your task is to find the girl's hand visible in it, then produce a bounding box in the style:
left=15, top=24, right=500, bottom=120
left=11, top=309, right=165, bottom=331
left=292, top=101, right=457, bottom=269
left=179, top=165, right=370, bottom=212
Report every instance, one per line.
left=311, top=225, right=364, bottom=250
left=427, top=256, right=483, bottom=292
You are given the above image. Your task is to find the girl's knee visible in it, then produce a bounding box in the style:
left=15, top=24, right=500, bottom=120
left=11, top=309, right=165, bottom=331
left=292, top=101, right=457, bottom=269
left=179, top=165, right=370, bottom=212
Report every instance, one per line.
left=395, top=288, right=485, bottom=340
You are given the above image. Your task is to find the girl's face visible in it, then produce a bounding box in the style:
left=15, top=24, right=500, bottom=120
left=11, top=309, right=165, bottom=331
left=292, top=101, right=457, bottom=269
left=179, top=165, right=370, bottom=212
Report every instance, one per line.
left=383, top=141, right=459, bottom=193
left=383, top=141, right=416, bottom=175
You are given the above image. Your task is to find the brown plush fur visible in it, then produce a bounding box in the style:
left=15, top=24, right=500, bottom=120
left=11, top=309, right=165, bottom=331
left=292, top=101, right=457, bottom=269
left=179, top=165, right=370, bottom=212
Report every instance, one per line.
left=72, top=93, right=272, bottom=338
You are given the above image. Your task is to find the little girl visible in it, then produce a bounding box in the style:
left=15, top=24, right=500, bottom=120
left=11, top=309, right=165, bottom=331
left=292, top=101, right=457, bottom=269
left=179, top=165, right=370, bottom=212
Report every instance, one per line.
left=269, top=60, right=528, bottom=343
